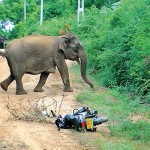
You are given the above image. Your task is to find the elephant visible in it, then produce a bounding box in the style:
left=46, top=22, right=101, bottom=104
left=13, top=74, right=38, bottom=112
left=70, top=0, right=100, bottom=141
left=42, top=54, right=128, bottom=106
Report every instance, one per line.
left=0, top=33, right=94, bottom=95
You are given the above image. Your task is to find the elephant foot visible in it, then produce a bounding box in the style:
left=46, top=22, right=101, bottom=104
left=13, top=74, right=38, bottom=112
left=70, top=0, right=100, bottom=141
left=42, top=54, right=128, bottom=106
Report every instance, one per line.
left=34, top=87, right=44, bottom=92
left=0, top=82, right=8, bottom=91
left=16, top=90, right=27, bottom=95
left=63, top=87, right=73, bottom=92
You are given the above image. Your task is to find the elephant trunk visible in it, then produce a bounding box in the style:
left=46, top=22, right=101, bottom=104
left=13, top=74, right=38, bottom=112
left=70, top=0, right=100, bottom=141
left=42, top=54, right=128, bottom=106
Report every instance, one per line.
left=78, top=49, right=94, bottom=88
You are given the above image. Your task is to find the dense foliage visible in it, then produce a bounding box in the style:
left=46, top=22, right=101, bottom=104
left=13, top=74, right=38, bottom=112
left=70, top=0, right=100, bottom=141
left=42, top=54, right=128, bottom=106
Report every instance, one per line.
left=75, top=0, right=150, bottom=100
left=0, top=0, right=149, bottom=100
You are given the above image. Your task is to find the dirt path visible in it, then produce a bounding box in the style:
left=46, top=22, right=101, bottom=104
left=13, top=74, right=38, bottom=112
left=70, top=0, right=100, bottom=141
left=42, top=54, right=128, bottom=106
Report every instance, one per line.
left=0, top=52, right=100, bottom=150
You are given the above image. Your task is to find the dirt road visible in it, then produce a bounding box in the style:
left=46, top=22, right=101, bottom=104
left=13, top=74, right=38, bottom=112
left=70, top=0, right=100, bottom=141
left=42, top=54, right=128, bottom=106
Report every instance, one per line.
left=0, top=51, right=99, bottom=150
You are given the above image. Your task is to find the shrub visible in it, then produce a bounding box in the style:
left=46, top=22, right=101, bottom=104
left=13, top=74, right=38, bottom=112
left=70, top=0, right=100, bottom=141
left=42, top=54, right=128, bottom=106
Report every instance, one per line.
left=75, top=0, right=150, bottom=99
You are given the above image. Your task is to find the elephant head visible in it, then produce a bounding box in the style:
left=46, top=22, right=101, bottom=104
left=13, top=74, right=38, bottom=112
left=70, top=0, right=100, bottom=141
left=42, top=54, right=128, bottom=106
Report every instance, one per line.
left=59, top=33, right=94, bottom=89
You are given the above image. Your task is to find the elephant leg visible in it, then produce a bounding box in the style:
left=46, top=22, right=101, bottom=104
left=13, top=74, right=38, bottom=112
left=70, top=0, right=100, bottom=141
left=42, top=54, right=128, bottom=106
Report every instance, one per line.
left=11, top=63, right=27, bottom=95
left=0, top=75, right=14, bottom=91
left=57, top=61, right=73, bottom=92
left=15, top=76, right=27, bottom=95
left=34, top=72, right=49, bottom=92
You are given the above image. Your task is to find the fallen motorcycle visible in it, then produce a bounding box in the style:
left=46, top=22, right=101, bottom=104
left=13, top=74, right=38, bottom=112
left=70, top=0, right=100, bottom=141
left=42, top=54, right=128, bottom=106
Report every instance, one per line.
left=54, top=106, right=108, bottom=132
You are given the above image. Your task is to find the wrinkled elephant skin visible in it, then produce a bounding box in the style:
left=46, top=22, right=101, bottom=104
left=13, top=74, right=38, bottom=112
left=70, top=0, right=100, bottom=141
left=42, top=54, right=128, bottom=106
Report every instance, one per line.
left=0, top=33, right=94, bottom=95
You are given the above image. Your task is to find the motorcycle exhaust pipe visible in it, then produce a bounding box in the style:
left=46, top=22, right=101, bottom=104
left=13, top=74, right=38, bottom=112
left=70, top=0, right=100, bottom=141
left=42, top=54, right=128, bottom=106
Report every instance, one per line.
left=93, top=117, right=108, bottom=126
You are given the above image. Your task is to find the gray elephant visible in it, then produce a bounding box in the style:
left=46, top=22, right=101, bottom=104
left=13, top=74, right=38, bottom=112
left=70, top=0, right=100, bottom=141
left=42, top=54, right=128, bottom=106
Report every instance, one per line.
left=0, top=33, right=94, bottom=95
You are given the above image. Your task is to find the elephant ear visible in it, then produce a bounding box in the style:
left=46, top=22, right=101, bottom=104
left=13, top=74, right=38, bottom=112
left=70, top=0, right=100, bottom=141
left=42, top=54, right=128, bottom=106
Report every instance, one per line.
left=58, top=36, right=70, bottom=52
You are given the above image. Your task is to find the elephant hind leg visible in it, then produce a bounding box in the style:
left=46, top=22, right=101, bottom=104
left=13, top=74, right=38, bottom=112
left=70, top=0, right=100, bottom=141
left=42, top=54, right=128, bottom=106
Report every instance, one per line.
left=0, top=75, right=14, bottom=91
left=11, top=63, right=27, bottom=95
left=34, top=72, right=50, bottom=92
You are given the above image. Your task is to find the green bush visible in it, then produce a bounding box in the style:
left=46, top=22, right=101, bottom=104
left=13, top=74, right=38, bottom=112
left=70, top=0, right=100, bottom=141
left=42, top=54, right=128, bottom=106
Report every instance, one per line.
left=75, top=0, right=150, bottom=100
left=9, top=13, right=77, bottom=39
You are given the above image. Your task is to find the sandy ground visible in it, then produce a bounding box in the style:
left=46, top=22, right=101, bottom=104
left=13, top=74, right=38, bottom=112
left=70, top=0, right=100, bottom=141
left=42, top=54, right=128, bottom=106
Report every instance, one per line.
left=0, top=49, right=103, bottom=150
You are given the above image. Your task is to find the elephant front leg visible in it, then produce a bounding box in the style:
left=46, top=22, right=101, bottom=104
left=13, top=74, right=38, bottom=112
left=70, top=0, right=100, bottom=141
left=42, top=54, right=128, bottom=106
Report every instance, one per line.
left=62, top=75, right=73, bottom=92
left=57, top=61, right=73, bottom=92
left=34, top=72, right=49, bottom=92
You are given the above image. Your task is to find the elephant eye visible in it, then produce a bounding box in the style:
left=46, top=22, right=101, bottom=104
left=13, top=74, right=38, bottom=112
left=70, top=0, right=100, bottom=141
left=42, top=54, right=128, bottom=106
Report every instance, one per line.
left=73, top=46, right=79, bottom=52
left=75, top=49, right=78, bottom=52
left=76, top=44, right=81, bottom=49
left=73, top=47, right=78, bottom=52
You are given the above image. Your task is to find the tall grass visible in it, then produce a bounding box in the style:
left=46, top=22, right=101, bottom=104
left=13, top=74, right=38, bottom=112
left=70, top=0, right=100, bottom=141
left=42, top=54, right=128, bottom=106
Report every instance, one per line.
left=76, top=86, right=150, bottom=149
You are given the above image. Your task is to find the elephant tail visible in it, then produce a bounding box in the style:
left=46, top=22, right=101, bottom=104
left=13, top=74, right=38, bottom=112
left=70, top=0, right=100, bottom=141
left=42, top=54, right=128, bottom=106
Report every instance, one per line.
left=0, top=50, right=6, bottom=58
